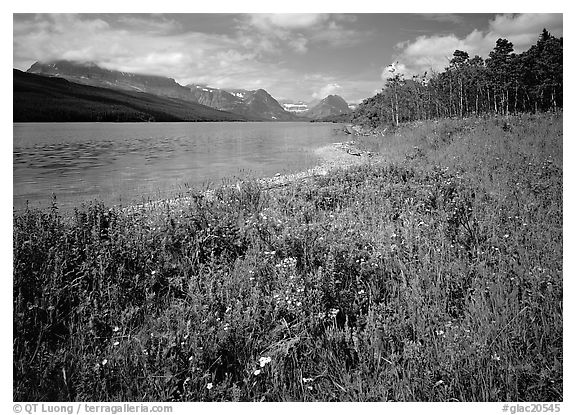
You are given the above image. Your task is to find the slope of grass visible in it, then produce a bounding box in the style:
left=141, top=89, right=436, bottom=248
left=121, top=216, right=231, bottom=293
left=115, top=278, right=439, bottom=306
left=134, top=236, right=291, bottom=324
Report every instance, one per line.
left=13, top=70, right=249, bottom=122
left=13, top=113, right=562, bottom=401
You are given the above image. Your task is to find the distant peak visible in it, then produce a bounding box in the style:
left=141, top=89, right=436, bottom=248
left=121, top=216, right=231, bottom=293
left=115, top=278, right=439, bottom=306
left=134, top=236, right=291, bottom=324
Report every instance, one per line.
left=323, top=94, right=346, bottom=101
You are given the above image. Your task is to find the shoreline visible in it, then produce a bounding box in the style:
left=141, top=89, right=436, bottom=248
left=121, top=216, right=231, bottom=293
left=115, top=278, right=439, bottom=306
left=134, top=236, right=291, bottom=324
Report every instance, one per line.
left=125, top=140, right=376, bottom=213
left=258, top=141, right=375, bottom=189
left=13, top=137, right=376, bottom=216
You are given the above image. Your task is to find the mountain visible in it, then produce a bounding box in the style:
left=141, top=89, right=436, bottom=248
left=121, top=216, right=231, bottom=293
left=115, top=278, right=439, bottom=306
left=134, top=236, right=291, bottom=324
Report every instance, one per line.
left=234, top=88, right=298, bottom=121
left=27, top=60, right=296, bottom=121
left=188, top=85, right=299, bottom=121
left=27, top=60, right=195, bottom=102
left=13, top=69, right=248, bottom=122
left=303, top=95, right=351, bottom=119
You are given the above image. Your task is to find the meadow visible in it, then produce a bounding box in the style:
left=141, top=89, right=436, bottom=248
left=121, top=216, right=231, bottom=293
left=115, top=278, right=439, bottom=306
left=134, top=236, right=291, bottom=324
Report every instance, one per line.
left=13, top=113, right=562, bottom=401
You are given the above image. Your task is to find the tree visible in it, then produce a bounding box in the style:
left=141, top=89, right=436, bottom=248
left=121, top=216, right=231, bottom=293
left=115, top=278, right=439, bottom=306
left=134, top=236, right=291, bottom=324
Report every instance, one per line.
left=486, top=38, right=515, bottom=114
left=450, top=50, right=470, bottom=117
left=352, top=29, right=562, bottom=126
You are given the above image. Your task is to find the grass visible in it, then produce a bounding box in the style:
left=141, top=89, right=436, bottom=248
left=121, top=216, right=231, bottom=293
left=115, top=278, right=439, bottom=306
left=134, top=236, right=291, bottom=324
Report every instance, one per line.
left=13, top=113, right=562, bottom=401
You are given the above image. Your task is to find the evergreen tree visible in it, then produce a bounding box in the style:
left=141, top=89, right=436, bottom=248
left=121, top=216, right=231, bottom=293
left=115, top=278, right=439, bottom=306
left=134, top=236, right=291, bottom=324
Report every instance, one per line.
left=353, top=29, right=562, bottom=126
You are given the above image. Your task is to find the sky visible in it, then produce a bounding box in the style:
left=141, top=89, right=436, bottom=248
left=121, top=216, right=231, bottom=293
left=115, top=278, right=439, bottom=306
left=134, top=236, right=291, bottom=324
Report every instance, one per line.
left=13, top=13, right=563, bottom=103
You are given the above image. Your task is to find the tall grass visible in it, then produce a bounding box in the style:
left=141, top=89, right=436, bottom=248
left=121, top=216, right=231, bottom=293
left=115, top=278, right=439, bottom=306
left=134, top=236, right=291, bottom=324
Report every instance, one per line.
left=13, top=113, right=562, bottom=401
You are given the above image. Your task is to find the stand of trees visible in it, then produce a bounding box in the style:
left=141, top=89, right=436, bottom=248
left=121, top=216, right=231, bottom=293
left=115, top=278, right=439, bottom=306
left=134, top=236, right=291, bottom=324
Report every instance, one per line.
left=354, top=29, right=563, bottom=127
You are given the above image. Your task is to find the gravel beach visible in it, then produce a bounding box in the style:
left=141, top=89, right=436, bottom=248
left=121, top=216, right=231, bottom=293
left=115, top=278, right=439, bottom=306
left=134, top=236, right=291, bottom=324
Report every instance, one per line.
left=126, top=141, right=375, bottom=213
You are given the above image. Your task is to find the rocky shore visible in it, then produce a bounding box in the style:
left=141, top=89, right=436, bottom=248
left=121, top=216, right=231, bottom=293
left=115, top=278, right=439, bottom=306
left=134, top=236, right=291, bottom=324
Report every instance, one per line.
left=126, top=140, right=376, bottom=213
left=258, top=141, right=375, bottom=189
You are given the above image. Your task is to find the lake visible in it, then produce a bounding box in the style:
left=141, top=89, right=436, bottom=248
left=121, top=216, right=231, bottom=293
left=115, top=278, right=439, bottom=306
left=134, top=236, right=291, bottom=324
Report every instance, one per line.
left=13, top=122, right=347, bottom=211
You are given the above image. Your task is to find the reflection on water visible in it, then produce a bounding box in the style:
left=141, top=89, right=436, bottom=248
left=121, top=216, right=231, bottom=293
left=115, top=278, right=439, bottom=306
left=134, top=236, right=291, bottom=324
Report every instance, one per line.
left=13, top=122, right=346, bottom=210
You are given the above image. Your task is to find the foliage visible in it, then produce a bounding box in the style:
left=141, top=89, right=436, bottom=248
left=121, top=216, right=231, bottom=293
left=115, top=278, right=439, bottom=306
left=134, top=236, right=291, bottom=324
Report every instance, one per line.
left=353, top=29, right=563, bottom=127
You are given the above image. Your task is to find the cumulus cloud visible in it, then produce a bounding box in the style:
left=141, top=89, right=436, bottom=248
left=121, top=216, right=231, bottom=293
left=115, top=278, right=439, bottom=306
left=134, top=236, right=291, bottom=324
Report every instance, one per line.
left=239, top=13, right=368, bottom=53
left=390, top=13, right=562, bottom=76
left=489, top=13, right=562, bottom=36
left=312, top=83, right=342, bottom=99
left=248, top=13, right=330, bottom=31
left=381, top=62, right=410, bottom=81
left=13, top=14, right=258, bottom=81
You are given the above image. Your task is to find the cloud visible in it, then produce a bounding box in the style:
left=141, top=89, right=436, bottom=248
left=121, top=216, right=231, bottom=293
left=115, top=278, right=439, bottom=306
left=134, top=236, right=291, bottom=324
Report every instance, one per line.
left=381, top=62, right=409, bottom=81
left=312, top=83, right=342, bottom=99
left=310, top=21, right=369, bottom=47
left=14, top=14, right=365, bottom=101
left=415, top=14, right=465, bottom=25
left=113, top=15, right=182, bottom=34
left=13, top=14, right=254, bottom=79
left=390, top=13, right=562, bottom=76
left=489, top=13, right=562, bottom=36
left=248, top=13, right=330, bottom=31
left=239, top=13, right=368, bottom=53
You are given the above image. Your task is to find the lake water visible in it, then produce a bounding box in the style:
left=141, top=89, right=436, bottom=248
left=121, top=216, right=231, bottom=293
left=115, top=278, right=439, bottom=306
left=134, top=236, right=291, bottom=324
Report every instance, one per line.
left=13, top=122, right=347, bottom=211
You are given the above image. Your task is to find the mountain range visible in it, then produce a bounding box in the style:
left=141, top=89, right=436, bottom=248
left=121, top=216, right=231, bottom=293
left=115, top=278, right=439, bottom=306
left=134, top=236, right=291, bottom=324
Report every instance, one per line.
left=18, top=60, right=354, bottom=122
left=13, top=69, right=248, bottom=122
left=188, top=85, right=297, bottom=121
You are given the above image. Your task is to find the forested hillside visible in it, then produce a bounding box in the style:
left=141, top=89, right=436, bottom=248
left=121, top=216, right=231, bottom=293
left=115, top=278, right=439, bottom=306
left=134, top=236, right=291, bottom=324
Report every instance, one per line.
left=354, top=29, right=562, bottom=127
left=13, top=70, right=248, bottom=122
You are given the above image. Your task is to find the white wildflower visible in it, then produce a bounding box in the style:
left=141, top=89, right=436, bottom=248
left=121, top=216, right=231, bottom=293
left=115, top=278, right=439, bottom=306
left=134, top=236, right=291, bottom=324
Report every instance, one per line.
left=259, top=356, right=272, bottom=367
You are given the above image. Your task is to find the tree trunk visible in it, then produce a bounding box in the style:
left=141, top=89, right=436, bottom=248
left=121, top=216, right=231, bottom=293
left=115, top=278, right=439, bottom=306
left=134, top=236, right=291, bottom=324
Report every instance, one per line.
left=459, top=77, right=464, bottom=118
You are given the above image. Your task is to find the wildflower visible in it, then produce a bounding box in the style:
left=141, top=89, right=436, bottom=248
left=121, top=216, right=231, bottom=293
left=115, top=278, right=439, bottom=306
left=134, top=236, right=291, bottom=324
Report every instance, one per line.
left=207, top=383, right=213, bottom=390
left=303, top=377, right=313, bottom=383
left=492, top=353, right=501, bottom=362
left=151, top=270, right=156, bottom=276
left=113, top=341, right=120, bottom=346
left=188, top=356, right=194, bottom=361
left=254, top=369, right=261, bottom=376
left=102, top=359, right=108, bottom=366
left=436, top=330, right=445, bottom=336
left=358, top=290, right=365, bottom=295
left=259, top=356, right=272, bottom=367
left=113, top=326, right=120, bottom=333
